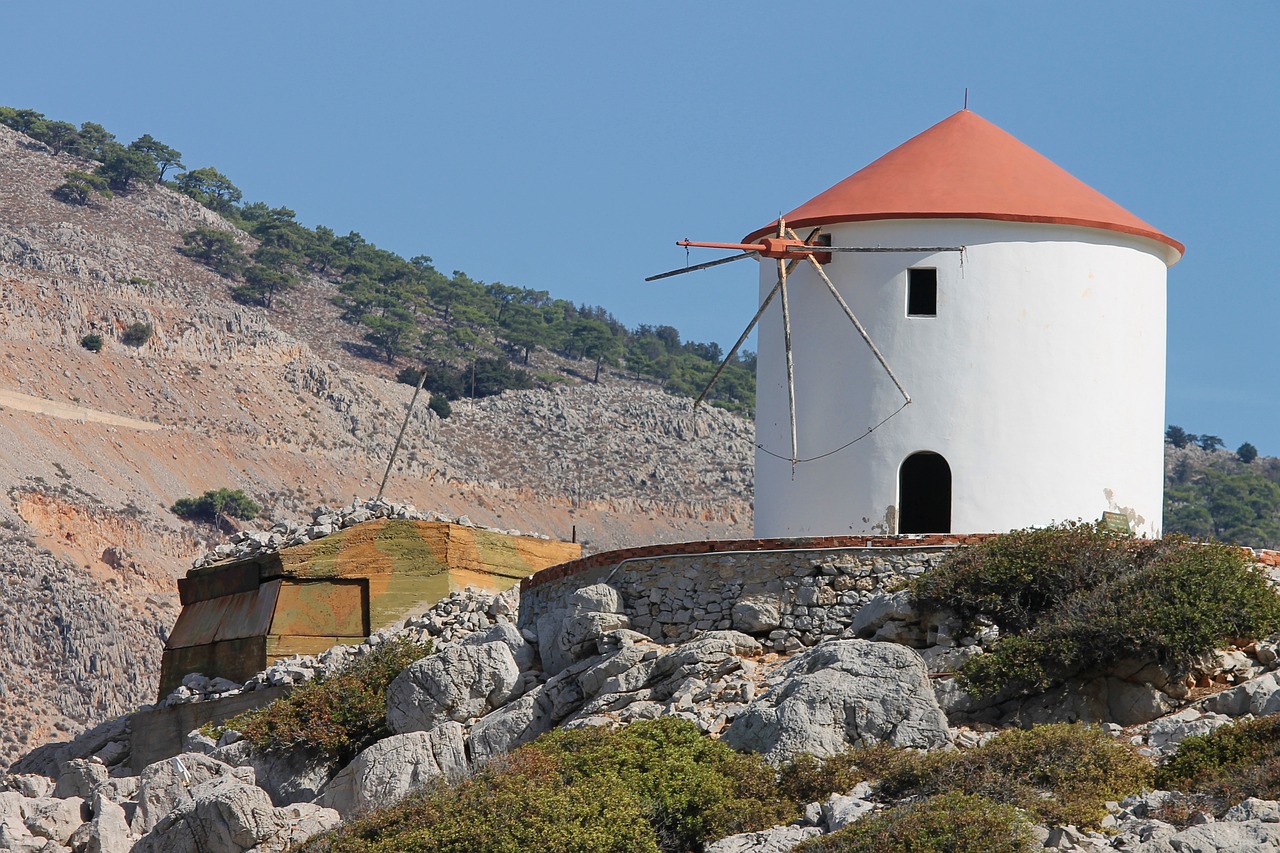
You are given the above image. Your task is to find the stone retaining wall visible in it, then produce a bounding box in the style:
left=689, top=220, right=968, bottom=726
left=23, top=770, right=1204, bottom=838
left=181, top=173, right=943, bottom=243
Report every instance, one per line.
left=519, top=537, right=1280, bottom=654
left=519, top=536, right=994, bottom=652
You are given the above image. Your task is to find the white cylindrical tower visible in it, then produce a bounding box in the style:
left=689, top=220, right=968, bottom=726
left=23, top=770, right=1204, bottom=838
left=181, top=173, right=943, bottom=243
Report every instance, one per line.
left=748, top=111, right=1182, bottom=539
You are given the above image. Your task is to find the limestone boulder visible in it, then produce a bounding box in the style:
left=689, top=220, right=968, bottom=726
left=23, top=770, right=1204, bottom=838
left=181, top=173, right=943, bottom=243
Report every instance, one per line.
left=462, top=621, right=535, bottom=671
left=704, top=825, right=822, bottom=853
left=132, top=752, right=255, bottom=834
left=52, top=758, right=108, bottom=800
left=67, top=793, right=132, bottom=853
left=387, top=641, right=522, bottom=734
left=133, top=776, right=338, bottom=853
left=731, top=596, right=782, bottom=633
left=319, top=723, right=468, bottom=816
left=468, top=687, right=557, bottom=765
left=723, top=640, right=949, bottom=762
left=849, top=590, right=918, bottom=639
left=19, top=796, right=85, bottom=846
left=211, top=741, right=336, bottom=807
left=533, top=583, right=627, bottom=674
left=1194, top=671, right=1280, bottom=718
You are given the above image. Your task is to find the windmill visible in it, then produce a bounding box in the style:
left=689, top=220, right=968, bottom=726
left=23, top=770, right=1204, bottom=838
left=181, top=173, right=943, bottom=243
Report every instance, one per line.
left=647, top=220, right=963, bottom=468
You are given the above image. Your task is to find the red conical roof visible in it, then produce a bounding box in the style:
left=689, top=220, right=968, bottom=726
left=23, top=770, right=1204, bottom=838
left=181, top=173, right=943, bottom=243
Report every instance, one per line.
left=744, top=110, right=1182, bottom=263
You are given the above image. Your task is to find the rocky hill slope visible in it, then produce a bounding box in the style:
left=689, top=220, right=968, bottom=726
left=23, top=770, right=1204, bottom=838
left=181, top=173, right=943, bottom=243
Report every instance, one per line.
left=0, top=122, right=753, bottom=766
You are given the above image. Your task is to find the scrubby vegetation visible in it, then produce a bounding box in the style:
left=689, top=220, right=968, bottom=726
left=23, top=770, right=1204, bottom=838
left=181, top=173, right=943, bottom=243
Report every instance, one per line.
left=210, top=636, right=429, bottom=764
left=794, top=791, right=1034, bottom=853
left=304, top=721, right=1152, bottom=852
left=911, top=524, right=1280, bottom=698
left=782, top=724, right=1149, bottom=830
left=78, top=333, right=103, bottom=353
left=1155, top=716, right=1280, bottom=814
left=119, top=321, right=153, bottom=347
left=301, top=717, right=793, bottom=853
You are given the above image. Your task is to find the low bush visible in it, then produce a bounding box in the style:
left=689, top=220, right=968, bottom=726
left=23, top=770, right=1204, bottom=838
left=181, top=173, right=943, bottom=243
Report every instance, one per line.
left=79, top=333, right=103, bottom=353
left=427, top=394, right=451, bottom=419
left=53, top=170, right=112, bottom=205
left=784, top=723, right=1149, bottom=830
left=120, top=321, right=153, bottom=347
left=535, top=717, right=794, bottom=852
left=296, top=718, right=794, bottom=853
left=794, top=791, right=1035, bottom=853
left=212, top=636, right=429, bottom=763
left=299, top=747, right=658, bottom=853
left=912, top=525, right=1280, bottom=698
left=1155, top=716, right=1280, bottom=812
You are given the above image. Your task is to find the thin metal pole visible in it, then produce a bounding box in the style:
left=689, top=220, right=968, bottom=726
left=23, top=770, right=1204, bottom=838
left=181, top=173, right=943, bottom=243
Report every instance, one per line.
left=692, top=227, right=820, bottom=409
left=376, top=364, right=429, bottom=502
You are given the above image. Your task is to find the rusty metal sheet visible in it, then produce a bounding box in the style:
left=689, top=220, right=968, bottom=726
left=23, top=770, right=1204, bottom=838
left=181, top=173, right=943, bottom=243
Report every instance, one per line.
left=269, top=579, right=367, bottom=638
left=213, top=581, right=280, bottom=644
left=166, top=595, right=233, bottom=650
left=167, top=585, right=279, bottom=649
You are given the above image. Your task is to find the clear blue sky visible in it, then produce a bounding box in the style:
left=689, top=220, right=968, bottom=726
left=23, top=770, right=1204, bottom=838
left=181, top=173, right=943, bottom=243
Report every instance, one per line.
left=3, top=3, right=1277, bottom=453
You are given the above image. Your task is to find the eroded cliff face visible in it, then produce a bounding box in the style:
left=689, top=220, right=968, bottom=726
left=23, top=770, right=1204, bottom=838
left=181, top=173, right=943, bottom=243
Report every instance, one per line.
left=0, top=122, right=753, bottom=765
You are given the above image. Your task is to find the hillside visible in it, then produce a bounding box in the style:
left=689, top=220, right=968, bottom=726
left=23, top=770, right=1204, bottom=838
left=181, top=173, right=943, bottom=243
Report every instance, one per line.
left=0, top=121, right=753, bottom=766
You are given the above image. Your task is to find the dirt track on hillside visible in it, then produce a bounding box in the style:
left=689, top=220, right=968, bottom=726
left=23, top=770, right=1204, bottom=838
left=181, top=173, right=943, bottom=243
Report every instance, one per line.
left=0, top=388, right=163, bottom=431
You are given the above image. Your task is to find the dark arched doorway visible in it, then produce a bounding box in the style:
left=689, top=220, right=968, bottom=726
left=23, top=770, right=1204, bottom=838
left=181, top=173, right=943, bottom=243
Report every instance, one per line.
left=898, top=452, right=951, bottom=534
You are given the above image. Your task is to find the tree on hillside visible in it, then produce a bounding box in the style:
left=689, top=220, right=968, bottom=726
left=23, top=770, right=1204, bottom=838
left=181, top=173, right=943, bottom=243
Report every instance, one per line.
left=75, top=122, right=116, bottom=158
left=171, top=488, right=261, bottom=531
left=568, top=318, right=622, bottom=383
left=175, top=167, right=242, bottom=213
left=53, top=171, right=112, bottom=206
left=129, top=134, right=184, bottom=181
left=1165, top=425, right=1192, bottom=449
left=362, top=307, right=418, bottom=363
left=1198, top=435, right=1225, bottom=453
left=1238, top=442, right=1259, bottom=464
left=96, top=145, right=160, bottom=193
left=179, top=227, right=248, bottom=276
left=41, top=121, right=82, bottom=155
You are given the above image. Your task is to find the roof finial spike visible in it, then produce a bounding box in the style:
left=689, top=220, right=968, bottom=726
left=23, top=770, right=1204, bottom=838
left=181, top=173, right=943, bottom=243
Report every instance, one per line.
left=963, top=88, right=969, bottom=110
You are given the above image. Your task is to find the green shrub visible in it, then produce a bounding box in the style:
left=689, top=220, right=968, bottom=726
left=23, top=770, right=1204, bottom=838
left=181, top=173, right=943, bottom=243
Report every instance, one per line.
left=427, top=394, right=451, bottom=419
left=120, top=321, right=153, bottom=347
left=784, top=724, right=1149, bottom=830
left=912, top=525, right=1280, bottom=698
left=911, top=522, right=1158, bottom=633
left=534, top=717, right=795, bottom=852
left=79, top=333, right=103, bottom=353
left=298, top=747, right=659, bottom=853
left=213, top=635, right=428, bottom=763
left=778, top=744, right=916, bottom=806
left=794, top=791, right=1035, bottom=853
left=296, top=718, right=793, bottom=853
left=1155, top=716, right=1280, bottom=812
left=171, top=488, right=261, bottom=527
left=53, top=170, right=112, bottom=205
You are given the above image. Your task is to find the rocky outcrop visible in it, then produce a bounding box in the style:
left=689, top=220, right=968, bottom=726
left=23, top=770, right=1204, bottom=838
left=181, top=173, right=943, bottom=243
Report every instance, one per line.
left=318, top=723, right=467, bottom=816
left=387, top=642, right=523, bottom=734
left=722, top=640, right=950, bottom=762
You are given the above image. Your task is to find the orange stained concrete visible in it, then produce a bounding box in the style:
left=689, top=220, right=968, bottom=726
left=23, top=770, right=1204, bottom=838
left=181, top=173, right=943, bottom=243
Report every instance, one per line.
left=743, top=110, right=1183, bottom=262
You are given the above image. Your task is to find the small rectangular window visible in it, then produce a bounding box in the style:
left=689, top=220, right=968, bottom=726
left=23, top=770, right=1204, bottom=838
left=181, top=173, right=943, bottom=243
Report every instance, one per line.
left=907, top=268, right=937, bottom=316
left=814, top=233, right=832, bottom=265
